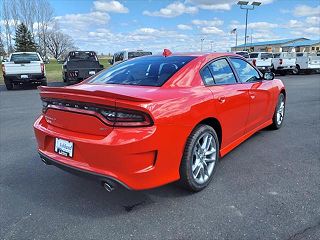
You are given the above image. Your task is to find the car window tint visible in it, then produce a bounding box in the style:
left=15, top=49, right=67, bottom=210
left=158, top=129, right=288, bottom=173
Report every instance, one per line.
left=200, top=67, right=214, bottom=85
left=249, top=53, right=259, bottom=58
left=208, top=59, right=237, bottom=85
left=273, top=53, right=280, bottom=58
left=11, top=53, right=40, bottom=62
left=230, top=58, right=260, bottom=83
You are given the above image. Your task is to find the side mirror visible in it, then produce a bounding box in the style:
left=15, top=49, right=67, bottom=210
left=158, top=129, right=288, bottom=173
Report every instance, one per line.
left=263, top=72, right=275, bottom=80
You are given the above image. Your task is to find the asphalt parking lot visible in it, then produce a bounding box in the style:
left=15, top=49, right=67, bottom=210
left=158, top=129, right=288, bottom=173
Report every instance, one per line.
left=0, top=74, right=319, bottom=240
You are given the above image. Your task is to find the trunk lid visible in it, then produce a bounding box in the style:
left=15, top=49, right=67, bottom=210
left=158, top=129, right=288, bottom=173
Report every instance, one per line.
left=4, top=61, right=42, bottom=75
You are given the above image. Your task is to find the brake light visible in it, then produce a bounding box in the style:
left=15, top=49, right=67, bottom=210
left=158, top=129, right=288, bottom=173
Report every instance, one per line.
left=1, top=64, right=5, bottom=75
left=41, top=99, right=153, bottom=127
left=41, top=63, right=45, bottom=74
left=252, top=59, right=256, bottom=66
left=279, top=58, right=283, bottom=65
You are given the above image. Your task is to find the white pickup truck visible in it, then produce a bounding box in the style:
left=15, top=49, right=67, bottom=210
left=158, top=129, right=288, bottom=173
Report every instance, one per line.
left=248, top=52, right=273, bottom=72
left=2, top=52, right=47, bottom=90
left=295, top=52, right=320, bottom=74
left=271, top=52, right=296, bottom=75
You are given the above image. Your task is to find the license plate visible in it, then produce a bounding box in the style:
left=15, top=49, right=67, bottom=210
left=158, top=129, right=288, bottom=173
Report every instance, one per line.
left=21, top=75, right=28, bottom=79
left=54, top=138, right=74, bottom=158
left=89, top=71, right=95, bottom=75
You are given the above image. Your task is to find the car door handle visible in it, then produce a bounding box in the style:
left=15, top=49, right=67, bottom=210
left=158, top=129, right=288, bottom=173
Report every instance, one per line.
left=218, top=97, right=226, bottom=103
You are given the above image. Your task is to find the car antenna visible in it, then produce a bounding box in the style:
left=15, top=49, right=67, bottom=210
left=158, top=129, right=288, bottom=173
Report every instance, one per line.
left=163, top=49, right=172, bottom=57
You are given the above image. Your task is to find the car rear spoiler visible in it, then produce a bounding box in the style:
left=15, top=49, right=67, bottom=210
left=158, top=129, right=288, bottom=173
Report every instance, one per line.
left=38, top=86, right=152, bottom=103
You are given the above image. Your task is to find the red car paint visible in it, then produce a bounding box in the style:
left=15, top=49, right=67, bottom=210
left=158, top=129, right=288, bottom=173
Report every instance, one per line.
left=34, top=53, right=285, bottom=190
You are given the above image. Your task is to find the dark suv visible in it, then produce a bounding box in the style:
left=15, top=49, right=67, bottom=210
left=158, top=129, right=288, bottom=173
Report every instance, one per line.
left=62, top=51, right=104, bottom=85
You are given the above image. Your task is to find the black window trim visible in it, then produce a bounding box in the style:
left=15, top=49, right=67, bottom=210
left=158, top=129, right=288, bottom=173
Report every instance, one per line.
left=227, top=56, right=263, bottom=83
left=199, top=57, right=240, bottom=86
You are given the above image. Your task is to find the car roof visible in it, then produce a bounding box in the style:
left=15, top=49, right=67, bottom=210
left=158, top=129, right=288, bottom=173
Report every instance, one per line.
left=151, top=52, right=240, bottom=59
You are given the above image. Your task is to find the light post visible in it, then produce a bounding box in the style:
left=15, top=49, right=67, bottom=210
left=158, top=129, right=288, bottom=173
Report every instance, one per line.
left=210, top=41, right=214, bottom=52
left=237, top=1, right=261, bottom=50
left=200, top=38, right=204, bottom=52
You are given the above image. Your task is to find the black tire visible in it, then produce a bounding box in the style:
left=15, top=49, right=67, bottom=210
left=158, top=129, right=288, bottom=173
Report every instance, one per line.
left=280, top=70, right=287, bottom=76
left=294, top=65, right=301, bottom=75
left=4, top=80, right=13, bottom=90
left=179, top=124, right=219, bottom=192
left=270, top=93, right=285, bottom=130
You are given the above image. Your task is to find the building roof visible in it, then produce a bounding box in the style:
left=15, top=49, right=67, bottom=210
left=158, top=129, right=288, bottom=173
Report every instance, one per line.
left=282, top=39, right=320, bottom=47
left=232, top=38, right=308, bottom=48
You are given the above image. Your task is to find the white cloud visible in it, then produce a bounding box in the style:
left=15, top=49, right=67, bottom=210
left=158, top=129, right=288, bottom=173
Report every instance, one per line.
left=201, top=26, right=224, bottom=35
left=143, top=2, right=198, bottom=18
left=293, top=5, right=320, bottom=17
left=192, top=18, right=223, bottom=26
left=55, top=12, right=110, bottom=29
left=93, top=1, right=129, bottom=13
left=305, top=16, right=320, bottom=26
left=187, top=0, right=274, bottom=11
left=177, top=24, right=193, bottom=30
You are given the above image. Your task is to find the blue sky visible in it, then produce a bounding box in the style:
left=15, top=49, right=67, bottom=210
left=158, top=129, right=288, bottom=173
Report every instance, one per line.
left=50, top=0, right=320, bottom=54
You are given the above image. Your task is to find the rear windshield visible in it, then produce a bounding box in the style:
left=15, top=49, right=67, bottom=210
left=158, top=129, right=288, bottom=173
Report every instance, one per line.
left=282, top=52, right=295, bottom=58
left=261, top=53, right=273, bottom=59
left=236, top=52, right=249, bottom=58
left=128, top=51, right=152, bottom=59
left=68, top=52, right=97, bottom=61
left=88, top=56, right=195, bottom=86
left=249, top=53, right=259, bottom=58
left=11, top=53, right=40, bottom=62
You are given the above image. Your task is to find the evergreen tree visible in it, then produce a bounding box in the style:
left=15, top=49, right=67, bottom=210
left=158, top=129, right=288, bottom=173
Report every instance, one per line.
left=14, top=23, right=37, bottom=52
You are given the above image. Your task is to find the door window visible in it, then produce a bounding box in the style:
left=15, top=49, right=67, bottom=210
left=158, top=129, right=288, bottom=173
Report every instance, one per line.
left=207, top=59, right=237, bottom=85
left=230, top=58, right=260, bottom=83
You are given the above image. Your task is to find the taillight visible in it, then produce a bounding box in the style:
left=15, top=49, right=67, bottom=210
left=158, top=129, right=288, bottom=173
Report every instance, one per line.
left=1, top=64, right=5, bottom=75
left=41, top=63, right=45, bottom=74
left=279, top=59, right=283, bottom=65
left=252, top=59, right=256, bottom=66
left=42, top=99, right=153, bottom=127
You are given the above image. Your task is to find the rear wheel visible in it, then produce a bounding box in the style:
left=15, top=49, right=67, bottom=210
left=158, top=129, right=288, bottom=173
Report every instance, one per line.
left=179, top=124, right=219, bottom=192
left=270, top=93, right=285, bottom=130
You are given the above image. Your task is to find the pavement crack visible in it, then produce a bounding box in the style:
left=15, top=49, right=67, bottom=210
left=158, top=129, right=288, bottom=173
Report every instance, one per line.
left=287, top=221, right=320, bottom=240
left=123, top=201, right=146, bottom=212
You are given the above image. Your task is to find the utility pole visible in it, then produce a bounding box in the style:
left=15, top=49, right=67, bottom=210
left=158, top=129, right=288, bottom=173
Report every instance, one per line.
left=237, top=1, right=261, bottom=50
left=200, top=38, right=204, bottom=52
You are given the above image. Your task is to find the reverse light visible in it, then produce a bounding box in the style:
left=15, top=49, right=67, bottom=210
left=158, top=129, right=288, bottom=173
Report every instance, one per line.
left=42, top=99, right=153, bottom=127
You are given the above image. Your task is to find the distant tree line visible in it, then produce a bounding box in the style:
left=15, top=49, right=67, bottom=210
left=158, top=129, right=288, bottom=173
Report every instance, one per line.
left=0, top=0, right=77, bottom=59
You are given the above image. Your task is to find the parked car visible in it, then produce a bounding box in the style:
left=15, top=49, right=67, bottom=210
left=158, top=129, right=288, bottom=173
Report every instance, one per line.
left=271, top=52, right=296, bottom=75
left=2, top=52, right=47, bottom=90
left=111, top=50, right=152, bottom=65
left=295, top=52, right=320, bottom=74
left=62, top=51, right=104, bottom=85
left=34, top=52, right=286, bottom=192
left=235, top=51, right=249, bottom=58
left=248, top=52, right=273, bottom=72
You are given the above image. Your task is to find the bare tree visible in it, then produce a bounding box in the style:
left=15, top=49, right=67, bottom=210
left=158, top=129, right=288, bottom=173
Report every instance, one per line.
left=45, top=30, right=76, bottom=60
left=1, top=0, right=13, bottom=53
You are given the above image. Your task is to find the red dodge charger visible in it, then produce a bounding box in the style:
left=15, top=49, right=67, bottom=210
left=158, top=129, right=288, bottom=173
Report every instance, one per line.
left=34, top=51, right=286, bottom=192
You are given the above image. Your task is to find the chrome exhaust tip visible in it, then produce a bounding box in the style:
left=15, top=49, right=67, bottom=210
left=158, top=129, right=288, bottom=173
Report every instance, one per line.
left=103, top=181, right=115, bottom=192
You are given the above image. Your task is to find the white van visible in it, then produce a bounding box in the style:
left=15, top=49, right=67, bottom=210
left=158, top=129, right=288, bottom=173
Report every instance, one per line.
left=111, top=50, right=152, bottom=65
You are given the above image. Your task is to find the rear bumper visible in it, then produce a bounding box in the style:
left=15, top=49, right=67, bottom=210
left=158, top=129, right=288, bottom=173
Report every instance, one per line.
left=38, top=151, right=131, bottom=189
left=276, top=66, right=295, bottom=70
left=34, top=115, right=187, bottom=190
left=4, top=73, right=46, bottom=84
left=65, top=68, right=103, bottom=82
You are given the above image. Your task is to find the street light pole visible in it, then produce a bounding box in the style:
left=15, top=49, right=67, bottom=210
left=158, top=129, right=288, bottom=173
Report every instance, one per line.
left=237, top=1, right=261, bottom=51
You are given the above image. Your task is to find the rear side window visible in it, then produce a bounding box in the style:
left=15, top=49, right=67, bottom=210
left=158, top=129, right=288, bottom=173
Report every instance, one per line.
left=207, top=59, right=237, bottom=85
left=200, top=67, right=214, bottom=85
left=11, top=53, right=40, bottom=62
left=273, top=53, right=280, bottom=58
left=88, top=56, right=195, bottom=87
left=230, top=58, right=260, bottom=83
